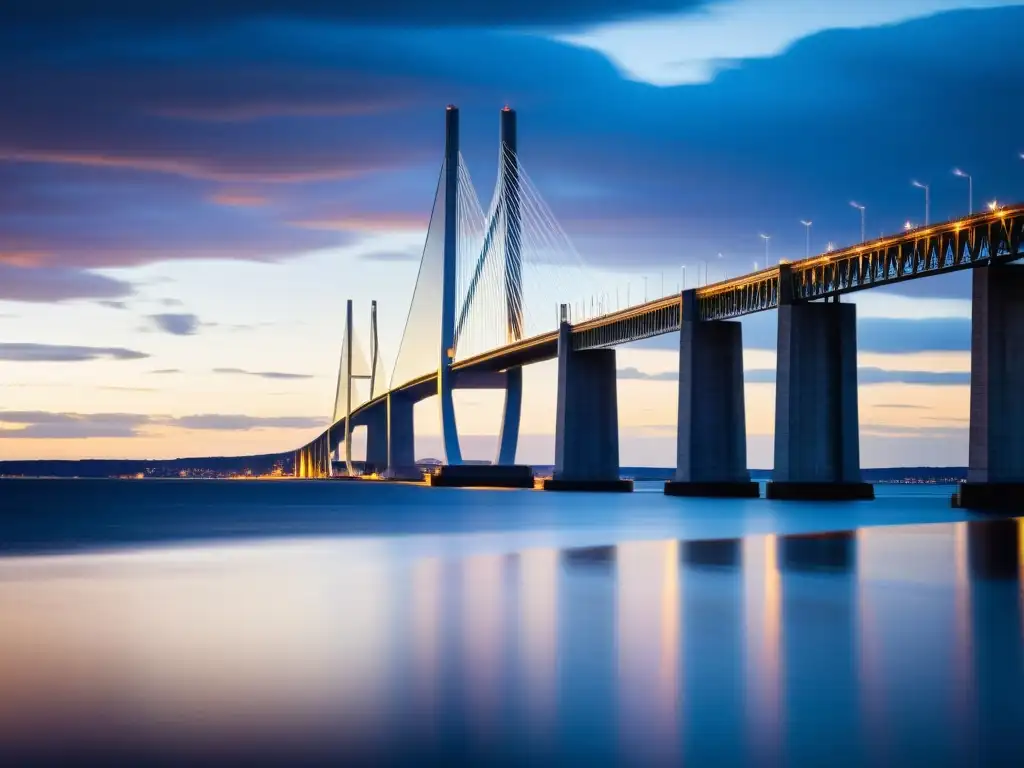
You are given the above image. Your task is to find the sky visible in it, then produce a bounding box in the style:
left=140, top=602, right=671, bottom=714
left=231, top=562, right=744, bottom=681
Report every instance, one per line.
left=2, top=0, right=1024, bottom=467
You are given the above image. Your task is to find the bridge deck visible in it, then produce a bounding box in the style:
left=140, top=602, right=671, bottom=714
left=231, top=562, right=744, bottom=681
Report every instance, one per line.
left=302, top=204, right=1023, bottom=453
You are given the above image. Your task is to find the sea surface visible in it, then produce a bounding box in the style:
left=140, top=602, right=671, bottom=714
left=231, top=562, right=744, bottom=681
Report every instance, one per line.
left=0, top=479, right=1021, bottom=764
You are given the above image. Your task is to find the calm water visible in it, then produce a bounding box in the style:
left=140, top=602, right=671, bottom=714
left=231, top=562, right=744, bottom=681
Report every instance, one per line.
left=0, top=480, right=1021, bottom=764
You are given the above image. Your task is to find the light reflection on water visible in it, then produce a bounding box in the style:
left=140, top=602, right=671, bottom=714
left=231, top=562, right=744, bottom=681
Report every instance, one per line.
left=0, top=517, right=1022, bottom=763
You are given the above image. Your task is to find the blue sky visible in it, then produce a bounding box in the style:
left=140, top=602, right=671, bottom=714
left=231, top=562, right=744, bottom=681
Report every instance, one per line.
left=1, top=0, right=1022, bottom=466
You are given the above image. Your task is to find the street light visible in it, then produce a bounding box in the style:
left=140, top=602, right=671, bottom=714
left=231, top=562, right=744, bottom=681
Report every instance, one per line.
left=800, top=220, right=812, bottom=258
left=911, top=180, right=930, bottom=225
left=680, top=265, right=686, bottom=291
left=988, top=200, right=999, bottom=212
left=953, top=168, right=973, bottom=215
left=850, top=201, right=866, bottom=242
left=904, top=220, right=913, bottom=231
left=759, top=234, right=771, bottom=265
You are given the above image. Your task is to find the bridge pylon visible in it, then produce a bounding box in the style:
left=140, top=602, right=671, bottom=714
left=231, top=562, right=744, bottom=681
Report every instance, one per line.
left=438, top=105, right=463, bottom=466
left=330, top=299, right=385, bottom=476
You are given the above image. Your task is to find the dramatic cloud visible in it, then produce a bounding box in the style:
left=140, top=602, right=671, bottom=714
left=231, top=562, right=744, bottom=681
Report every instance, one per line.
left=0, top=263, right=132, bottom=303
left=861, top=423, right=968, bottom=440
left=0, top=411, right=149, bottom=439
left=744, top=368, right=970, bottom=386
left=5, top=1, right=710, bottom=31
left=2, top=4, right=1022, bottom=305
left=620, top=363, right=969, bottom=386
left=209, top=191, right=269, bottom=207
left=618, top=366, right=677, bottom=381
left=171, top=414, right=324, bottom=430
left=0, top=343, right=148, bottom=362
left=149, top=313, right=200, bottom=335
left=0, top=410, right=325, bottom=438
left=0, top=163, right=349, bottom=272
left=213, top=367, right=315, bottom=380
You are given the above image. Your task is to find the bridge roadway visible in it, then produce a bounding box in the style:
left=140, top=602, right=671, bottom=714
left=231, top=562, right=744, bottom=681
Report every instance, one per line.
left=333, top=202, right=1023, bottom=433
left=303, top=202, right=1024, bottom=507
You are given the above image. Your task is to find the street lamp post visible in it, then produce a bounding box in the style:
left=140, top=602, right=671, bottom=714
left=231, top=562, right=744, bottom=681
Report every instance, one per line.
left=643, top=276, right=648, bottom=302
left=699, top=259, right=709, bottom=286
left=759, top=234, right=771, bottom=265
left=953, top=168, right=973, bottom=215
left=912, top=180, right=930, bottom=225
left=800, top=220, right=812, bottom=258
left=849, top=201, right=866, bottom=242
left=680, top=265, right=686, bottom=291
left=717, top=252, right=725, bottom=280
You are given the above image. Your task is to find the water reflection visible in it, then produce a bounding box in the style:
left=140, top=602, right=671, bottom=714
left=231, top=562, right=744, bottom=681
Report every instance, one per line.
left=411, top=556, right=441, bottom=741
left=616, top=541, right=680, bottom=763
left=0, top=520, right=1023, bottom=762
left=518, top=549, right=558, bottom=748
left=744, top=535, right=782, bottom=767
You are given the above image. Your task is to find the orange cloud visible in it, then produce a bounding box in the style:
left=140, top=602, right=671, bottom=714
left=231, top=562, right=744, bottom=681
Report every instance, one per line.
left=209, top=191, right=269, bottom=207
left=1, top=150, right=378, bottom=183
left=0, top=252, right=49, bottom=268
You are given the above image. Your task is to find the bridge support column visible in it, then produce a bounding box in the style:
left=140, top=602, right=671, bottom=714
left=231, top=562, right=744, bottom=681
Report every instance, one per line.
left=384, top=393, right=420, bottom=480
left=767, top=283, right=873, bottom=501
left=544, top=320, right=632, bottom=492
left=363, top=405, right=389, bottom=476
left=955, top=265, right=1024, bottom=509
left=665, top=290, right=759, bottom=498
left=495, top=367, right=522, bottom=465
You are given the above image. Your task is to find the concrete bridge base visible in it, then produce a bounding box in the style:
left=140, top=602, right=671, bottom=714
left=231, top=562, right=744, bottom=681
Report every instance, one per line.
left=362, top=404, right=388, bottom=475
left=665, top=295, right=759, bottom=499
left=953, top=483, right=1024, bottom=510
left=545, top=322, right=630, bottom=492
left=665, top=481, right=760, bottom=498
left=767, top=482, right=874, bottom=501
left=383, top=393, right=421, bottom=481
left=543, top=478, right=634, bottom=492
left=955, top=265, right=1024, bottom=510
left=767, top=297, right=873, bottom=502
left=428, top=464, right=535, bottom=488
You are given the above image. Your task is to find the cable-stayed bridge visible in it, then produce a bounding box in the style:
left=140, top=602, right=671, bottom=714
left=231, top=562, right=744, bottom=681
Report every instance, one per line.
left=294, top=105, right=1024, bottom=510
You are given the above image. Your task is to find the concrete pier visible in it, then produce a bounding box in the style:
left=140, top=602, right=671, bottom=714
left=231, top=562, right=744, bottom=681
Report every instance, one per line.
left=767, top=288, right=873, bottom=501
left=363, top=404, right=388, bottom=476
left=544, top=321, right=632, bottom=492
left=955, top=265, right=1024, bottom=510
left=495, top=367, right=523, bottom=465
left=384, top=392, right=420, bottom=480
left=665, top=290, right=759, bottom=498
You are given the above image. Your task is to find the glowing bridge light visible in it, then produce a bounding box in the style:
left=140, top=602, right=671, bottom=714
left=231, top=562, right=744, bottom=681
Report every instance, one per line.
left=904, top=220, right=913, bottom=231
left=989, top=200, right=1000, bottom=211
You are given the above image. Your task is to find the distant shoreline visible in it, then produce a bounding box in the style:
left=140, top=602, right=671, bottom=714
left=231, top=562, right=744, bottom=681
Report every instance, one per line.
left=0, top=457, right=968, bottom=484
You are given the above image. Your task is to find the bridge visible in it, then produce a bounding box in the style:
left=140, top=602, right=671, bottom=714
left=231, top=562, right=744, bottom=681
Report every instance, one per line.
left=294, top=105, right=1024, bottom=510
